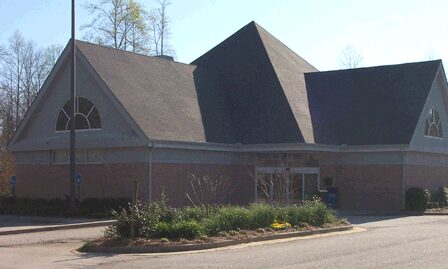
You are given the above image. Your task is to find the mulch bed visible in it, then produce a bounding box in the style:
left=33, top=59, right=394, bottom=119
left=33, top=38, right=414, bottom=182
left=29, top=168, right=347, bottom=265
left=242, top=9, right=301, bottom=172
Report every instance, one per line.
left=425, top=208, right=448, bottom=214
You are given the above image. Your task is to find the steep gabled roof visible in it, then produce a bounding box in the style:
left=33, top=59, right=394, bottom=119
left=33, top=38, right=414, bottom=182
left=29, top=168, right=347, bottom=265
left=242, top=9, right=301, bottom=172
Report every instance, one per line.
left=76, top=41, right=208, bottom=143
left=306, top=60, right=441, bottom=145
left=8, top=22, right=442, bottom=149
left=192, top=21, right=317, bottom=144
left=255, top=24, right=318, bottom=143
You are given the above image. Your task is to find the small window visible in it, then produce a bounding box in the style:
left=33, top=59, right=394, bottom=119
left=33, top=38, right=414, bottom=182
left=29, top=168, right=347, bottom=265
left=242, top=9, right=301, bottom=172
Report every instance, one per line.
left=425, top=108, right=443, bottom=138
left=52, top=150, right=69, bottom=164
left=52, top=149, right=99, bottom=164
left=87, top=149, right=104, bottom=163
left=56, top=97, right=102, bottom=131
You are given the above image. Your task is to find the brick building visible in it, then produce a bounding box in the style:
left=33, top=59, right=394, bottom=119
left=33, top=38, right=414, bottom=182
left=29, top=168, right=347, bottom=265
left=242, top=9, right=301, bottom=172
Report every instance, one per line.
left=7, top=22, right=448, bottom=211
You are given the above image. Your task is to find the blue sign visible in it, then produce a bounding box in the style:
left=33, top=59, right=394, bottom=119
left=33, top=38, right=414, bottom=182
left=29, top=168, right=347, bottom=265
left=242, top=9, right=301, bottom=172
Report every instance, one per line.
left=11, top=176, right=16, bottom=185
left=76, top=174, right=81, bottom=185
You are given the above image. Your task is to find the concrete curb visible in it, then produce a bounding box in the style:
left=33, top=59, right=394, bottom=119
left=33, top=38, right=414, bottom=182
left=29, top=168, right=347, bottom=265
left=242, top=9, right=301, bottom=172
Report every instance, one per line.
left=82, top=225, right=353, bottom=254
left=423, top=212, right=448, bottom=216
left=403, top=211, right=448, bottom=216
left=0, top=220, right=116, bottom=236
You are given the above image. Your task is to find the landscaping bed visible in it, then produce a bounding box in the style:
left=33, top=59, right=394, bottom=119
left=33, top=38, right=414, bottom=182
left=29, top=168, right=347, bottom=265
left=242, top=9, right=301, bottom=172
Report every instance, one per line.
left=80, top=222, right=351, bottom=253
left=79, top=197, right=350, bottom=253
left=424, top=207, right=448, bottom=214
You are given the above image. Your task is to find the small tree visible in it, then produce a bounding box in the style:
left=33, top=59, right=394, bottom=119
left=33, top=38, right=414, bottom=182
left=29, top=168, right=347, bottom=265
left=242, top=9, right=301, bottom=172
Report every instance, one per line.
left=149, top=0, right=174, bottom=56
left=82, top=0, right=151, bottom=54
left=255, top=173, right=289, bottom=206
left=185, top=173, right=231, bottom=211
left=339, top=45, right=363, bottom=69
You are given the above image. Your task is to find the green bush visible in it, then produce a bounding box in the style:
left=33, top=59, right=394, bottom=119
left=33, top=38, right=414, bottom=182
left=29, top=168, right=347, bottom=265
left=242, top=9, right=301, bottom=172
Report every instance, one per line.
left=106, top=198, right=182, bottom=238
left=106, top=198, right=339, bottom=239
left=248, top=203, right=276, bottom=228
left=433, top=187, right=448, bottom=207
left=180, top=206, right=210, bottom=222
left=203, top=206, right=252, bottom=235
left=283, top=199, right=336, bottom=226
left=405, top=188, right=431, bottom=211
left=154, top=220, right=204, bottom=239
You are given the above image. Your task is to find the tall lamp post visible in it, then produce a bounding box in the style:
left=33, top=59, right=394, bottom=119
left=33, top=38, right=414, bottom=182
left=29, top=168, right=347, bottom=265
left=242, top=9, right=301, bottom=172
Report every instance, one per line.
left=69, top=0, right=77, bottom=210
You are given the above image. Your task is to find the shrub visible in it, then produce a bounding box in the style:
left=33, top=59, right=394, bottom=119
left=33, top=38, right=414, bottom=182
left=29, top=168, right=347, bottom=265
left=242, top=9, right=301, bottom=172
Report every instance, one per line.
left=203, top=206, right=251, bottom=235
left=105, top=196, right=182, bottom=239
left=106, top=198, right=340, bottom=239
left=433, top=187, right=448, bottom=207
left=180, top=206, right=210, bottom=222
left=283, top=199, right=336, bottom=226
left=405, top=188, right=430, bottom=211
left=248, top=203, right=276, bottom=228
left=154, top=220, right=204, bottom=239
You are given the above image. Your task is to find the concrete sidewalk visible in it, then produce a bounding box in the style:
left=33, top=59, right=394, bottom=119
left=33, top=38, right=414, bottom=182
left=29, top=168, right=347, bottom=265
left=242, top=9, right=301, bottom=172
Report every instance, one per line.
left=0, top=215, right=115, bottom=235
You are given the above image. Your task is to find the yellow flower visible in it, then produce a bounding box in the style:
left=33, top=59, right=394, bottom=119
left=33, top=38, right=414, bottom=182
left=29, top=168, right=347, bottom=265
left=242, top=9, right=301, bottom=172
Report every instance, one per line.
left=270, top=220, right=291, bottom=230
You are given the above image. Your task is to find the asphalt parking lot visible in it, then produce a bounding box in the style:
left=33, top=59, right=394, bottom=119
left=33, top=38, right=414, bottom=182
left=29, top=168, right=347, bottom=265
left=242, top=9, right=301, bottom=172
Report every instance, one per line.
left=0, top=215, right=447, bottom=269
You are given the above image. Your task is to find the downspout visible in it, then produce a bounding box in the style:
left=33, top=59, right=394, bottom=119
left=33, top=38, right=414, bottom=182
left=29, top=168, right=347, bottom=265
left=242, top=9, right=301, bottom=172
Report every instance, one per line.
left=148, top=142, right=154, bottom=202
left=401, top=150, right=407, bottom=210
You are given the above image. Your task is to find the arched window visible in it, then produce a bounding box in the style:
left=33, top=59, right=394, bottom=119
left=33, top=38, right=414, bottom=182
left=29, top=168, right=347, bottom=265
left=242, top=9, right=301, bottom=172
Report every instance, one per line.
left=56, top=97, right=101, bottom=131
left=424, top=108, right=442, bottom=138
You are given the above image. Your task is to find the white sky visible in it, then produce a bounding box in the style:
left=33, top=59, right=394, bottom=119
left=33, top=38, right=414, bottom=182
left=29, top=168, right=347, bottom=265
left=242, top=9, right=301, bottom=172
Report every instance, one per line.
left=0, top=0, right=447, bottom=70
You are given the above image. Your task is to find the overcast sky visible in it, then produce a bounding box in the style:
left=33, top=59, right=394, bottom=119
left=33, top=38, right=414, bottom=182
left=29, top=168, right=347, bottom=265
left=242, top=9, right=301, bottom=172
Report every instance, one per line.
left=0, top=0, right=447, bottom=71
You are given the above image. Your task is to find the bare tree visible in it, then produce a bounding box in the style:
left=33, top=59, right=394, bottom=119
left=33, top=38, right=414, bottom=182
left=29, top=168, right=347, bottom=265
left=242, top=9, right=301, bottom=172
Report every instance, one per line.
left=340, top=45, right=363, bottom=69
left=0, top=31, right=61, bottom=193
left=82, top=0, right=151, bottom=54
left=149, top=0, right=174, bottom=56
left=185, top=173, right=232, bottom=211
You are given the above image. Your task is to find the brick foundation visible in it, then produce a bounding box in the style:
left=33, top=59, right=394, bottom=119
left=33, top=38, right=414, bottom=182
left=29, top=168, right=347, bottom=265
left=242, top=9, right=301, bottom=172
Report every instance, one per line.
left=321, top=165, right=403, bottom=211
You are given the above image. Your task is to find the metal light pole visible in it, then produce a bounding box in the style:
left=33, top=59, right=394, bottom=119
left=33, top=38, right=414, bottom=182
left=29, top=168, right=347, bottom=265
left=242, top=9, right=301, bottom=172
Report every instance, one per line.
left=69, top=0, right=77, bottom=210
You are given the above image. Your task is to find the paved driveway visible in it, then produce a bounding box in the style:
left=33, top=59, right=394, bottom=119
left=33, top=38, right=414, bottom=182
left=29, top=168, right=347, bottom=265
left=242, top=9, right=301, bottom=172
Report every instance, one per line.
left=0, top=215, right=447, bottom=269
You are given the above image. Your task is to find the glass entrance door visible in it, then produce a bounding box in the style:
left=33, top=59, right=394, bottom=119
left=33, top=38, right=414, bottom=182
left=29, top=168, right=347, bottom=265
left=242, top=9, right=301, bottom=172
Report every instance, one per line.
left=256, top=167, right=320, bottom=205
left=303, top=173, right=319, bottom=201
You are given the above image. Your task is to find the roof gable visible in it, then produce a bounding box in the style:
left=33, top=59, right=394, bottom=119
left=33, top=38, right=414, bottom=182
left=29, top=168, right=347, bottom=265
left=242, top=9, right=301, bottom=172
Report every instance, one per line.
left=77, top=41, right=208, bottom=143
left=192, top=21, right=314, bottom=144
left=306, top=60, right=441, bottom=145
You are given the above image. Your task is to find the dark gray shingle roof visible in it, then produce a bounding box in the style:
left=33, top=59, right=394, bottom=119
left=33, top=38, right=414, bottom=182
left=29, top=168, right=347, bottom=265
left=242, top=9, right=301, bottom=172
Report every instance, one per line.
left=306, top=60, right=441, bottom=145
left=75, top=23, right=441, bottom=146
left=192, top=21, right=317, bottom=144
left=77, top=41, right=208, bottom=142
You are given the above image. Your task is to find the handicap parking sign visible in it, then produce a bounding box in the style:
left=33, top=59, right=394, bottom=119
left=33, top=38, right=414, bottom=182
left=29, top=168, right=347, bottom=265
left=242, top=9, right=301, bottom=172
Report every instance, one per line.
left=76, top=174, right=81, bottom=185
left=11, top=175, right=16, bottom=185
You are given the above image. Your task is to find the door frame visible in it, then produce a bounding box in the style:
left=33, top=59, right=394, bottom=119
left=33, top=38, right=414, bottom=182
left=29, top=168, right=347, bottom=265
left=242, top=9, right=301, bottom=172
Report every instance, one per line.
left=255, top=167, right=320, bottom=204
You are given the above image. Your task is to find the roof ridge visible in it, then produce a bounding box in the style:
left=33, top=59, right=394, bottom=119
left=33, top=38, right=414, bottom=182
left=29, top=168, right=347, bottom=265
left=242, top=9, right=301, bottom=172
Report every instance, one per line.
left=75, top=39, right=196, bottom=68
left=309, top=59, right=442, bottom=75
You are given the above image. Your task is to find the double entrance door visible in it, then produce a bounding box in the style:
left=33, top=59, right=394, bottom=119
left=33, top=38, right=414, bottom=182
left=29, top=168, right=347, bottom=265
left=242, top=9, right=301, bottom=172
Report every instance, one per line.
left=256, top=167, right=320, bottom=205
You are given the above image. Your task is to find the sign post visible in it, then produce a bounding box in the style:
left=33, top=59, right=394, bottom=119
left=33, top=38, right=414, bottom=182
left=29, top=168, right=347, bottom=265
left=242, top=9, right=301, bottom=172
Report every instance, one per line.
left=76, top=174, right=81, bottom=202
left=10, top=175, right=16, bottom=196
